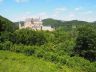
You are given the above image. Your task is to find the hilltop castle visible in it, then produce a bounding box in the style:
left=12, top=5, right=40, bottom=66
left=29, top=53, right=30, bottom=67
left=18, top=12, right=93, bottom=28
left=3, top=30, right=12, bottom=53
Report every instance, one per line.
left=19, top=18, right=54, bottom=31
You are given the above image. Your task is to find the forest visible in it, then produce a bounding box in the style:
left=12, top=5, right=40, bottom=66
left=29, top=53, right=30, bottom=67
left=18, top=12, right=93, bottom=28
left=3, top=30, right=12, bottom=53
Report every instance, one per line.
left=0, top=15, right=96, bottom=72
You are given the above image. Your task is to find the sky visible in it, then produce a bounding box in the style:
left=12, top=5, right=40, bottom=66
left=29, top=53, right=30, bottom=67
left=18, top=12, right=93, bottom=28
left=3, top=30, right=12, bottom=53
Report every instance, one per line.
left=0, top=0, right=96, bottom=22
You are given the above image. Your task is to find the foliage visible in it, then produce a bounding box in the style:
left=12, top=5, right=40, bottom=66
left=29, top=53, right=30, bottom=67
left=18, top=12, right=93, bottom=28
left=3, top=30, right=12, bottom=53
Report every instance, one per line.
left=0, top=16, right=15, bottom=32
left=0, top=41, right=13, bottom=50
left=43, top=18, right=64, bottom=28
left=1, top=50, right=96, bottom=72
left=1, top=42, right=96, bottom=72
left=0, top=51, right=59, bottom=72
left=74, top=25, right=96, bottom=61
left=43, top=18, right=91, bottom=30
left=11, top=29, right=47, bottom=45
left=0, top=32, right=13, bottom=42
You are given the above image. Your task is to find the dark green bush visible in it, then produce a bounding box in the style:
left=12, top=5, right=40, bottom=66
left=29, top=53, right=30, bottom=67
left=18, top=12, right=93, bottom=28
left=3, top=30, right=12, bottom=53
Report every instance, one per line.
left=74, top=25, right=96, bottom=61
left=0, top=41, right=13, bottom=50
left=23, top=46, right=35, bottom=56
left=11, top=29, right=47, bottom=45
left=0, top=32, right=13, bottom=42
left=44, top=52, right=58, bottom=62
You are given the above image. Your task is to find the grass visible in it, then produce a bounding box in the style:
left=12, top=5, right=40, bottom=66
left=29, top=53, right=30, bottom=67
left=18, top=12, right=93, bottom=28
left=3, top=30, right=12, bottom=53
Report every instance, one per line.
left=0, top=50, right=89, bottom=72
left=0, top=50, right=59, bottom=72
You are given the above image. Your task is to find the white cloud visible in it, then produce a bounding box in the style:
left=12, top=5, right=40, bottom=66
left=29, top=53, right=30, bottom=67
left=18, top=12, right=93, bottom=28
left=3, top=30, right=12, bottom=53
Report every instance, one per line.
left=35, top=12, right=49, bottom=19
left=11, top=7, right=96, bottom=22
left=10, top=11, right=32, bottom=21
left=11, top=12, right=49, bottom=21
left=51, top=7, right=96, bottom=22
left=15, top=0, right=30, bottom=3
left=55, top=8, right=67, bottom=11
left=51, top=7, right=67, bottom=18
left=55, top=7, right=67, bottom=14
left=75, top=7, right=82, bottom=11
left=83, top=11, right=93, bottom=14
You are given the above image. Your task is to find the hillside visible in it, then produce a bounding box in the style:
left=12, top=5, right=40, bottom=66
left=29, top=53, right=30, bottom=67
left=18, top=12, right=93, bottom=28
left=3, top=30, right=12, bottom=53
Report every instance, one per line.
left=0, top=51, right=58, bottom=72
left=0, top=15, right=15, bottom=32
left=15, top=18, right=92, bottom=30
left=0, top=50, right=86, bottom=72
left=42, top=18, right=91, bottom=28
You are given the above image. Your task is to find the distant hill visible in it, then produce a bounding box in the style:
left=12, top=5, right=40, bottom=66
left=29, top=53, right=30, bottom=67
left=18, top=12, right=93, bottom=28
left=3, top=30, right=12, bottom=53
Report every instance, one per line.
left=42, top=18, right=64, bottom=28
left=0, top=15, right=15, bottom=32
left=42, top=18, right=91, bottom=28
left=15, top=18, right=95, bottom=29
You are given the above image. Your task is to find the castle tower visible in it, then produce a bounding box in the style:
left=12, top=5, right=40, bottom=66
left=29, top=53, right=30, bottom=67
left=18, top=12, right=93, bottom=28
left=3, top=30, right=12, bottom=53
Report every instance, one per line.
left=19, top=21, right=22, bottom=29
left=23, top=18, right=43, bottom=30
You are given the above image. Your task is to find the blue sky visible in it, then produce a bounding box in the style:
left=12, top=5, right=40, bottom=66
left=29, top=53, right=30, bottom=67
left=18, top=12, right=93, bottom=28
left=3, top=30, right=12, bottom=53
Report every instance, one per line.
left=0, top=0, right=96, bottom=22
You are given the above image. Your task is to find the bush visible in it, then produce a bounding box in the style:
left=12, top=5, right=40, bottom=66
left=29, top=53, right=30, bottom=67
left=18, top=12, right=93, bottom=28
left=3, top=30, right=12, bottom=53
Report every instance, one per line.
left=10, top=44, right=36, bottom=55
left=44, top=52, right=58, bottom=62
left=11, top=29, right=47, bottom=45
left=0, top=41, right=13, bottom=50
left=23, top=46, right=35, bottom=56
left=0, top=32, right=13, bottom=42
left=74, top=25, right=96, bottom=61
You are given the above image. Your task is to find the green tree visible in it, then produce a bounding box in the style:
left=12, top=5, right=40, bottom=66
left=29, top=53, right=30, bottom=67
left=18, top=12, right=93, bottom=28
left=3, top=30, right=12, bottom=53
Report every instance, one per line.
left=11, top=29, right=47, bottom=45
left=0, top=16, right=16, bottom=42
left=0, top=16, right=15, bottom=32
left=74, top=25, right=96, bottom=61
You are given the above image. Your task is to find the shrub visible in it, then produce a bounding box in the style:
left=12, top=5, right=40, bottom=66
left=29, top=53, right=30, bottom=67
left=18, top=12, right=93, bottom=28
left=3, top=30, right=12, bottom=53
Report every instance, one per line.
left=0, top=32, right=13, bottom=42
left=74, top=25, right=96, bottom=61
left=0, top=41, right=13, bottom=50
left=11, top=29, right=47, bottom=45
left=23, top=46, right=35, bottom=56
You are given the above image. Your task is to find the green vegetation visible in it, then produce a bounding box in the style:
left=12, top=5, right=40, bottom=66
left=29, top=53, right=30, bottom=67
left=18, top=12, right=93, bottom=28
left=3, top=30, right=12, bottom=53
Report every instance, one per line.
left=0, top=16, right=15, bottom=32
left=11, top=29, right=47, bottom=45
left=74, top=25, right=96, bottom=61
left=43, top=18, right=90, bottom=28
left=1, top=50, right=95, bottom=72
left=0, top=16, right=96, bottom=72
left=0, top=50, right=59, bottom=72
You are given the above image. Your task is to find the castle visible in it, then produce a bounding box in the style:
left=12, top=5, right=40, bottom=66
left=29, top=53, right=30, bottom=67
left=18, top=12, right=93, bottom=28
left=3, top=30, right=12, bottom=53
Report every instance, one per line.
left=19, top=18, right=54, bottom=31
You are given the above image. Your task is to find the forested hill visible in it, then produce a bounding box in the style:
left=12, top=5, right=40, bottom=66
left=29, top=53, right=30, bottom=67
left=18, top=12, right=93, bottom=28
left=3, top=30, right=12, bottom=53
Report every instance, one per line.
left=1, top=15, right=95, bottom=31
left=42, top=18, right=64, bottom=27
left=14, top=18, right=95, bottom=29
left=0, top=15, right=15, bottom=32
left=42, top=18, right=93, bottom=28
